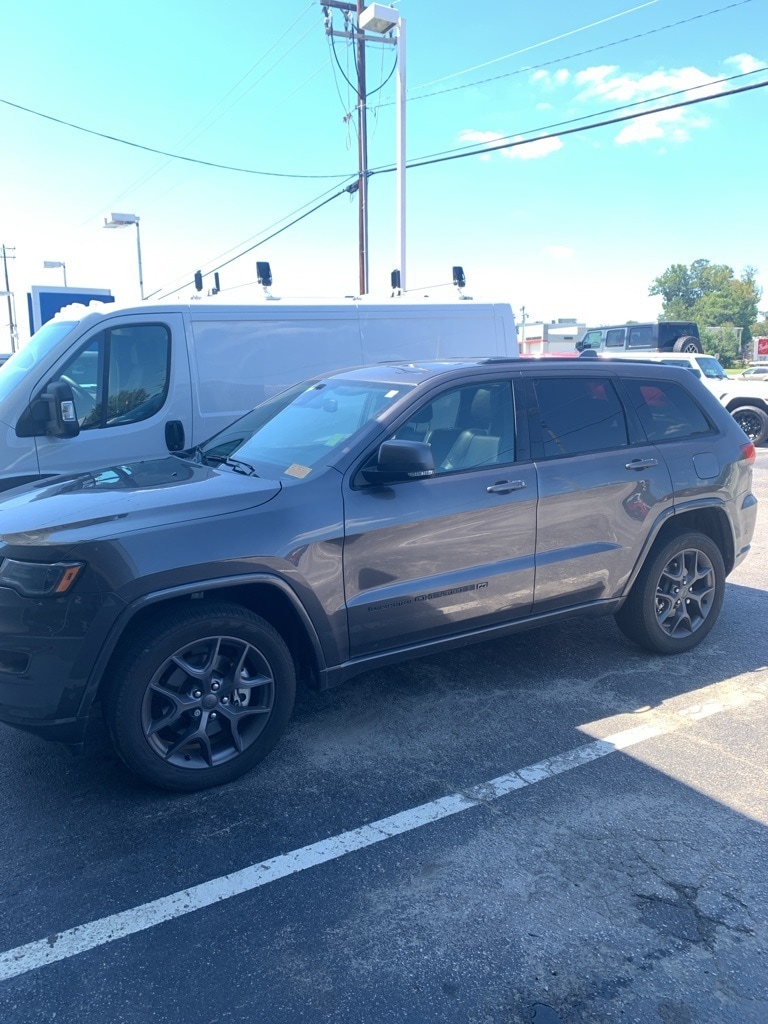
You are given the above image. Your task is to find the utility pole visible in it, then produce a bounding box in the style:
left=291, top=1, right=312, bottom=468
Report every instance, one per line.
left=518, top=304, right=528, bottom=352
left=1, top=245, right=18, bottom=352
left=323, top=1, right=370, bottom=294
left=355, top=0, right=369, bottom=295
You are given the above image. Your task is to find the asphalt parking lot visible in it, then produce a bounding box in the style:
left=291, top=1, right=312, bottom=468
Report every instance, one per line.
left=0, top=449, right=766, bottom=1024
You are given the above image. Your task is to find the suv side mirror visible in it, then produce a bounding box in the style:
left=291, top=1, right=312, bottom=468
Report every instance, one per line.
left=361, top=440, right=436, bottom=484
left=39, top=380, right=81, bottom=438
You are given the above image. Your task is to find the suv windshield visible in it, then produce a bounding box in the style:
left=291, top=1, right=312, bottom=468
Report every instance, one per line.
left=0, top=319, right=79, bottom=404
left=203, top=377, right=415, bottom=479
left=695, top=356, right=728, bottom=379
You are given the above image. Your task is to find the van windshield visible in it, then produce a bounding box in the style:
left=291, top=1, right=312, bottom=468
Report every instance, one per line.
left=0, top=320, right=80, bottom=404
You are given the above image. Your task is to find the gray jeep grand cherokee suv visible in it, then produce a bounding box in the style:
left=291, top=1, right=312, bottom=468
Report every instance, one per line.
left=0, top=358, right=757, bottom=790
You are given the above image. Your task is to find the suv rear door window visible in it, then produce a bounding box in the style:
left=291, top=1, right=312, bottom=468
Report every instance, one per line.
left=623, top=378, right=712, bottom=441
left=532, top=377, right=629, bottom=456
left=627, top=325, right=653, bottom=349
left=605, top=328, right=626, bottom=348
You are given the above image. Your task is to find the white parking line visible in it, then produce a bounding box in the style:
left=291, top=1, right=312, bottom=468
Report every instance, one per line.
left=0, top=681, right=764, bottom=982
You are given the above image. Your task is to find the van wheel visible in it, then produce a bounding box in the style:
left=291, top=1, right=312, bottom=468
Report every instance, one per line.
left=614, top=531, right=724, bottom=655
left=731, top=405, right=768, bottom=445
left=673, top=336, right=703, bottom=353
left=103, top=603, right=296, bottom=791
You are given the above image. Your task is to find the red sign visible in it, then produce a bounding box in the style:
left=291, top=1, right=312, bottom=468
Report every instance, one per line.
left=757, top=337, right=768, bottom=356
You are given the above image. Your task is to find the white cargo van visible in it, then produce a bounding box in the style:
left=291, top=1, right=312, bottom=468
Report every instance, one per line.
left=0, top=299, right=517, bottom=490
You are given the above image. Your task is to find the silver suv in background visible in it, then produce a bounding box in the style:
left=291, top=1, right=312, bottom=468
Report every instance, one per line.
left=0, top=358, right=757, bottom=790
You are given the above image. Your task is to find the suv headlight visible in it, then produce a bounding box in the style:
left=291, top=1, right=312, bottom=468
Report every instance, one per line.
left=0, top=559, right=84, bottom=597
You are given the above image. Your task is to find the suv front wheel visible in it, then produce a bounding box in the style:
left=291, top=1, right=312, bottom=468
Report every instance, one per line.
left=104, top=603, right=296, bottom=791
left=615, top=530, right=725, bottom=655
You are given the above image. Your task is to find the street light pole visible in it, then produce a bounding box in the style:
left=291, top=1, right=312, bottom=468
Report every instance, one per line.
left=359, top=4, right=405, bottom=290
left=1, top=244, right=18, bottom=352
left=395, top=14, right=406, bottom=292
left=103, top=213, right=145, bottom=300
left=43, top=260, right=67, bottom=287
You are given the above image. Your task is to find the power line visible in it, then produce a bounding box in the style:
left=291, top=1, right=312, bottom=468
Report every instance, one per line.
left=373, top=0, right=756, bottom=109
left=158, top=173, right=359, bottom=293
left=159, top=75, right=768, bottom=295
left=379, top=76, right=768, bottom=173
left=0, top=93, right=348, bottom=181
left=155, top=179, right=360, bottom=299
left=418, top=0, right=662, bottom=89
left=0, top=0, right=755, bottom=182
left=377, top=65, right=768, bottom=167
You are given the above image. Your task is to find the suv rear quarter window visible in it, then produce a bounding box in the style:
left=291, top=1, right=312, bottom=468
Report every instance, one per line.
left=623, top=378, right=713, bottom=441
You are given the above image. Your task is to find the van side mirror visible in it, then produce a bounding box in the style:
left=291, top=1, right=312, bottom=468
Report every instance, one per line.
left=40, top=380, right=81, bottom=438
left=361, top=440, right=436, bottom=484
left=575, top=340, right=585, bottom=352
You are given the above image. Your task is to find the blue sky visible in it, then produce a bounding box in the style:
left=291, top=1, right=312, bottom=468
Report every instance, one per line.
left=1, top=0, right=766, bottom=344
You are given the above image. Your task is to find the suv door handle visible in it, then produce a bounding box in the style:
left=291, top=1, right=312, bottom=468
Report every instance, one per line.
left=486, top=480, right=526, bottom=494
left=625, top=458, right=658, bottom=471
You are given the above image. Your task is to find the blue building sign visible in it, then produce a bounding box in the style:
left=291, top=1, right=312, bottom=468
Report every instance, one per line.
left=27, top=286, right=114, bottom=335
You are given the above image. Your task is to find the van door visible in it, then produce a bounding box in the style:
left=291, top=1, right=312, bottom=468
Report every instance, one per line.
left=30, top=314, right=190, bottom=477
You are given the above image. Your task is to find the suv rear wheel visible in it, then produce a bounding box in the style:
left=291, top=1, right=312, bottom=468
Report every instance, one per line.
left=731, top=405, right=768, bottom=445
left=104, top=603, right=296, bottom=791
left=615, top=530, right=724, bottom=654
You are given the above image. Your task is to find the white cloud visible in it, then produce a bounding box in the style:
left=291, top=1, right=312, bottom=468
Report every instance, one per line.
left=457, top=129, right=503, bottom=161
left=546, top=245, right=574, bottom=260
left=457, top=130, right=563, bottom=161
left=725, top=53, right=764, bottom=73
left=575, top=65, right=722, bottom=104
left=507, top=135, right=563, bottom=160
left=614, top=109, right=711, bottom=145
left=564, top=63, right=723, bottom=146
left=574, top=65, right=618, bottom=87
left=530, top=68, right=572, bottom=90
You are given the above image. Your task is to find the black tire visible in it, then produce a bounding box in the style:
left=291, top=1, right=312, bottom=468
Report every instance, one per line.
left=731, top=405, right=768, bottom=445
left=673, top=336, right=703, bottom=353
left=103, top=602, right=296, bottom=792
left=614, top=530, right=725, bottom=655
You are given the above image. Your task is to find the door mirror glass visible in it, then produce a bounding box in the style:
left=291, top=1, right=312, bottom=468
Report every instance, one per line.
left=41, top=380, right=80, bottom=438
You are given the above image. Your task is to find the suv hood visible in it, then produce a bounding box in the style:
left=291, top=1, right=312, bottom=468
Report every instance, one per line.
left=0, top=456, right=281, bottom=545
left=715, top=379, right=768, bottom=397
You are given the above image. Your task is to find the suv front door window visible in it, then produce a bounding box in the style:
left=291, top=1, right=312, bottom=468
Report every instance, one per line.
left=344, top=378, right=536, bottom=656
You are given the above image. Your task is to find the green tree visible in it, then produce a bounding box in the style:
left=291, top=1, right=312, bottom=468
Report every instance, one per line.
left=649, top=260, right=762, bottom=353
left=699, top=324, right=742, bottom=368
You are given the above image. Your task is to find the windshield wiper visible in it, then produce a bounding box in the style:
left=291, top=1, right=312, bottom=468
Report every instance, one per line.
left=224, top=456, right=259, bottom=477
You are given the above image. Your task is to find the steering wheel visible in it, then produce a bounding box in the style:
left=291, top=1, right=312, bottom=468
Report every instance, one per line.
left=60, top=375, right=98, bottom=421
